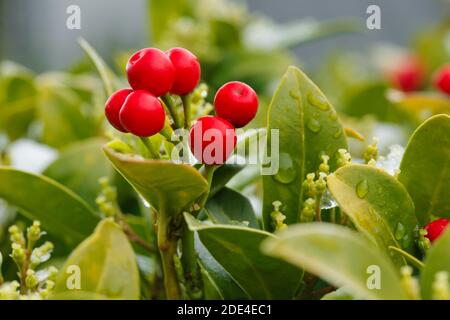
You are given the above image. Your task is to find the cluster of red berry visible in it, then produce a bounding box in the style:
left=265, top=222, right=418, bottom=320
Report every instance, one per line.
left=390, top=57, right=450, bottom=95
left=105, top=47, right=201, bottom=137
left=104, top=46, right=258, bottom=165
left=189, top=81, right=258, bottom=165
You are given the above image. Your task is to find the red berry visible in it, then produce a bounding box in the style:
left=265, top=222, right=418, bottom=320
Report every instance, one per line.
left=214, top=81, right=258, bottom=128
left=189, top=116, right=236, bottom=165
left=119, top=90, right=165, bottom=137
left=126, top=48, right=175, bottom=96
left=433, top=64, right=450, bottom=95
left=167, top=48, right=201, bottom=95
left=389, top=57, right=424, bottom=92
left=424, top=218, right=450, bottom=243
left=105, top=88, right=133, bottom=132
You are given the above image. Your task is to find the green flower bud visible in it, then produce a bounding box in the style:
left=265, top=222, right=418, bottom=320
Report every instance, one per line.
left=318, top=155, right=330, bottom=174
left=270, top=201, right=287, bottom=232
left=11, top=243, right=25, bottom=265
left=315, top=172, right=327, bottom=195
left=418, top=228, right=431, bottom=254
left=300, top=198, right=316, bottom=222
left=27, top=221, right=43, bottom=245
left=336, top=149, right=352, bottom=167
left=302, top=173, right=316, bottom=198
left=363, top=137, right=379, bottom=164
left=8, top=225, right=25, bottom=246
left=25, top=269, right=39, bottom=291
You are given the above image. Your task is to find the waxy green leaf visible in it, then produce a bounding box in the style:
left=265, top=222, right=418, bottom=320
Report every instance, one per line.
left=104, top=147, right=208, bottom=215
left=420, top=227, right=450, bottom=299
left=399, top=114, right=450, bottom=225
left=205, top=187, right=259, bottom=229
left=54, top=219, right=140, bottom=299
left=262, top=223, right=408, bottom=300
left=0, top=167, right=99, bottom=247
left=327, top=164, right=418, bottom=265
left=44, top=138, right=112, bottom=207
left=184, top=213, right=302, bottom=299
left=263, top=66, right=347, bottom=229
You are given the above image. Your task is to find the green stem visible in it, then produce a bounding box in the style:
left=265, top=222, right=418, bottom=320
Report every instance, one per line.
left=140, top=137, right=160, bottom=159
left=160, top=117, right=175, bottom=143
left=315, top=195, right=322, bottom=222
left=181, top=95, right=191, bottom=129
left=162, top=95, right=182, bottom=129
left=181, top=226, right=200, bottom=295
left=197, top=165, right=217, bottom=211
left=388, top=246, right=425, bottom=269
left=157, top=210, right=181, bottom=300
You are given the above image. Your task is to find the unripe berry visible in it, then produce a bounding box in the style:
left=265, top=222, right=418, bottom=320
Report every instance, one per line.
left=389, top=57, right=424, bottom=92
left=126, top=48, right=175, bottom=96
left=433, top=64, right=450, bottom=95
left=119, top=90, right=165, bottom=137
left=424, top=218, right=450, bottom=243
left=166, top=47, right=201, bottom=95
left=105, top=88, right=133, bottom=132
left=189, top=116, right=236, bottom=165
left=214, top=81, right=258, bottom=128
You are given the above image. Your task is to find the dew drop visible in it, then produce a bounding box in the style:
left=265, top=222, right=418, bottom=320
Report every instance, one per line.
left=273, top=152, right=297, bottom=184
left=329, top=111, right=338, bottom=121
left=333, top=128, right=343, bottom=138
left=307, top=92, right=330, bottom=111
left=356, top=179, right=369, bottom=198
left=395, top=222, right=405, bottom=241
left=289, top=90, right=301, bottom=100
left=306, top=118, right=321, bottom=133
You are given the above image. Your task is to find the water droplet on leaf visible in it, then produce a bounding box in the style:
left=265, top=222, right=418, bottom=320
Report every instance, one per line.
left=329, top=111, right=338, bottom=121
left=307, top=92, right=330, bottom=111
left=395, top=222, right=405, bottom=240
left=273, top=152, right=297, bottom=184
left=306, top=118, right=321, bottom=133
left=356, top=179, right=369, bottom=198
left=289, top=90, right=301, bottom=100
left=333, top=128, right=342, bottom=138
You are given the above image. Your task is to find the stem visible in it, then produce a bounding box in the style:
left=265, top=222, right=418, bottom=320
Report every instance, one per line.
left=160, top=117, right=175, bottom=143
left=388, top=246, right=425, bottom=269
left=140, top=137, right=160, bottom=159
left=162, top=95, right=182, bottom=129
left=315, top=195, right=322, bottom=222
left=181, top=94, right=191, bottom=129
left=181, top=226, right=200, bottom=294
left=157, top=209, right=181, bottom=300
left=121, top=221, right=154, bottom=254
left=196, top=165, right=217, bottom=212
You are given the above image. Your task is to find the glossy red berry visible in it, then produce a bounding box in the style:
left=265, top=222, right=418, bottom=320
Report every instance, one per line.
left=433, top=64, right=450, bottom=95
left=126, top=48, right=175, bottom=96
left=189, top=116, right=237, bottom=165
left=424, top=218, right=450, bottom=243
left=119, top=90, right=165, bottom=137
left=166, top=47, right=201, bottom=95
left=389, top=57, right=424, bottom=92
left=214, top=81, right=258, bottom=128
left=105, top=88, right=133, bottom=132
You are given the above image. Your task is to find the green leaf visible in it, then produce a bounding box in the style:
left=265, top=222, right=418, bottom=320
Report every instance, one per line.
left=0, top=167, right=99, bottom=247
left=38, top=86, right=96, bottom=148
left=399, top=114, right=450, bottom=225
left=263, top=66, right=347, bottom=228
left=196, top=235, right=249, bottom=300
left=420, top=227, right=450, bottom=299
left=327, top=164, right=418, bottom=265
left=262, top=223, right=407, bottom=300
left=104, top=147, right=208, bottom=215
left=44, top=138, right=112, bottom=207
left=78, top=37, right=117, bottom=96
left=205, top=187, right=259, bottom=229
left=184, top=213, right=302, bottom=299
left=209, top=164, right=244, bottom=198
left=0, top=62, right=37, bottom=140
left=54, top=219, right=140, bottom=299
